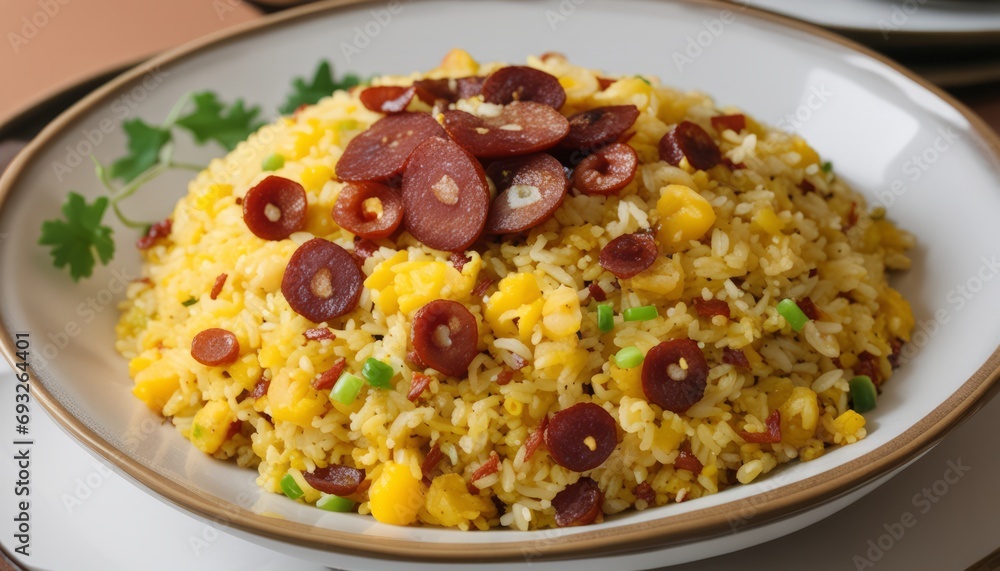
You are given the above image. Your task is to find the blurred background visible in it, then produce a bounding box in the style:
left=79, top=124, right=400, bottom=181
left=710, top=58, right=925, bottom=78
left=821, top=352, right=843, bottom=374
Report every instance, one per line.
left=4, top=0, right=1000, bottom=136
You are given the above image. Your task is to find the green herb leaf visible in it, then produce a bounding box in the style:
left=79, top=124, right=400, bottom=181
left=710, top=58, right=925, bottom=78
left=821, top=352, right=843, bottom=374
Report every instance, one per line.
left=38, top=192, right=115, bottom=281
left=279, top=60, right=362, bottom=115
left=108, top=119, right=172, bottom=183
left=175, top=91, right=264, bottom=151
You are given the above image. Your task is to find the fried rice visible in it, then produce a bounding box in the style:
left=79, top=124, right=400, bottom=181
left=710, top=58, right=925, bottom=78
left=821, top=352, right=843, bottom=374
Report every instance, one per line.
left=115, top=50, right=915, bottom=530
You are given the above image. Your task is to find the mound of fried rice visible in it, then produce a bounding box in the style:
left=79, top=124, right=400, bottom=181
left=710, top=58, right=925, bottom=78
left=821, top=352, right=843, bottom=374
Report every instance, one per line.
left=115, top=51, right=915, bottom=530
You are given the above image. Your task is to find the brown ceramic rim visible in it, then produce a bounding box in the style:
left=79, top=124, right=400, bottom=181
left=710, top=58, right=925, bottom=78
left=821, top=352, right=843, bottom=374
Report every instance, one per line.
left=1, top=0, right=1000, bottom=563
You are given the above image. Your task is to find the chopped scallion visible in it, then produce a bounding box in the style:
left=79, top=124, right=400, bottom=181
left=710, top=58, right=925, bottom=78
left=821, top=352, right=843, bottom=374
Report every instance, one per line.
left=615, top=346, right=644, bottom=369
left=623, top=305, right=658, bottom=322
left=597, top=304, right=614, bottom=333
left=777, top=298, right=809, bottom=332
left=362, top=358, right=394, bottom=389
left=261, top=153, right=285, bottom=171
left=280, top=473, right=304, bottom=500
left=329, top=372, right=364, bottom=405
left=317, top=494, right=355, bottom=512
left=849, top=375, right=877, bottom=413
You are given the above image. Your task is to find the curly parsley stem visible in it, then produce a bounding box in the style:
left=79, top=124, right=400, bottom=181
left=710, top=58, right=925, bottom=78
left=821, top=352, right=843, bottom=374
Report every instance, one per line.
left=169, top=161, right=206, bottom=171
left=110, top=162, right=168, bottom=204
left=163, top=92, right=195, bottom=127
left=111, top=201, right=151, bottom=230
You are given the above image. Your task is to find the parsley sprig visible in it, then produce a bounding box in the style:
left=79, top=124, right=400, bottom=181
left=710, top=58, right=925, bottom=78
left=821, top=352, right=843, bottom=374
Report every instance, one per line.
left=40, top=60, right=361, bottom=282
left=39, top=91, right=263, bottom=281
left=279, top=60, right=362, bottom=114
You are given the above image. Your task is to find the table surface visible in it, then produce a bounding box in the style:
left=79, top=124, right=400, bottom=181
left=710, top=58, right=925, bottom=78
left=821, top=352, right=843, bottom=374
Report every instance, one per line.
left=2, top=2, right=1000, bottom=570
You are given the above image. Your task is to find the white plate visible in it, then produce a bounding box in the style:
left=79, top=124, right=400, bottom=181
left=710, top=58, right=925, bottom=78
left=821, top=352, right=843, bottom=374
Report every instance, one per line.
left=2, top=0, right=1000, bottom=569
left=742, top=0, right=1000, bottom=38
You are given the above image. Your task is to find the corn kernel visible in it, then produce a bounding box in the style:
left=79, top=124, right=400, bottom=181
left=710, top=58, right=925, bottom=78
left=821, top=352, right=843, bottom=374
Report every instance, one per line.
left=700, top=463, right=717, bottom=482
left=128, top=350, right=156, bottom=377
left=268, top=373, right=328, bottom=427
left=132, top=375, right=179, bottom=413
left=421, top=473, right=496, bottom=528
left=594, top=77, right=652, bottom=110
left=880, top=286, right=914, bottom=342
left=439, top=48, right=479, bottom=75
left=556, top=67, right=598, bottom=103
left=541, top=285, right=582, bottom=338
left=369, top=461, right=425, bottom=526
left=654, top=416, right=685, bottom=452
left=752, top=207, right=786, bottom=235
left=779, top=386, right=820, bottom=448
left=291, top=119, right=327, bottom=160
left=792, top=136, right=820, bottom=167
left=227, top=354, right=262, bottom=392
left=875, top=220, right=910, bottom=249
left=301, top=165, right=332, bottom=192
left=365, top=252, right=479, bottom=316
left=503, top=398, right=524, bottom=417
left=799, top=438, right=826, bottom=462
left=365, top=251, right=408, bottom=290
left=193, top=183, right=232, bottom=212
left=656, top=184, right=716, bottom=251
left=628, top=255, right=685, bottom=299
left=190, top=400, right=236, bottom=454
left=833, top=409, right=866, bottom=437
left=485, top=273, right=544, bottom=342
left=610, top=364, right=645, bottom=399
left=758, top=376, right=794, bottom=414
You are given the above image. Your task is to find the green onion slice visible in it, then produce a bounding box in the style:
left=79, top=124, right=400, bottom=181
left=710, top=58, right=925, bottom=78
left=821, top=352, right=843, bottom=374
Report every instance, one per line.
left=329, top=372, right=364, bottom=405
left=597, top=304, right=614, bottom=333
left=615, top=346, right=644, bottom=369
left=261, top=153, right=285, bottom=171
left=849, top=375, right=877, bottom=413
left=362, top=358, right=394, bottom=389
left=317, top=494, right=355, bottom=512
left=777, top=298, right=809, bottom=332
left=623, top=305, right=658, bottom=322
left=280, top=473, right=304, bottom=500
